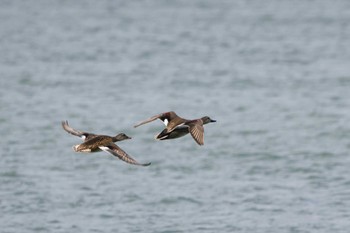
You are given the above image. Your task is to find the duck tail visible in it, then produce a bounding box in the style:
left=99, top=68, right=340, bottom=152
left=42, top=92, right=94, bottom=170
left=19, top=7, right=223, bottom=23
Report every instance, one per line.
left=155, top=129, right=169, bottom=140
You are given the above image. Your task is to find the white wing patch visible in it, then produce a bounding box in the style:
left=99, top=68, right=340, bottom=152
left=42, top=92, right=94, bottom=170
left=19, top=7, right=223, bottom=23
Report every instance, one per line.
left=99, top=146, right=109, bottom=151
left=163, top=119, right=169, bottom=126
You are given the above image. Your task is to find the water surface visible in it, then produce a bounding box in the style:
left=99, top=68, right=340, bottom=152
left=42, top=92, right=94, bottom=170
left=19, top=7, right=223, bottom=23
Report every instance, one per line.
left=1, top=0, right=350, bottom=232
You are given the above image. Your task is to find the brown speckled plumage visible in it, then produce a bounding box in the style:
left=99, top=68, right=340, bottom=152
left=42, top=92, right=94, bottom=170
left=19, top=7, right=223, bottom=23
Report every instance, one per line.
left=62, top=121, right=151, bottom=166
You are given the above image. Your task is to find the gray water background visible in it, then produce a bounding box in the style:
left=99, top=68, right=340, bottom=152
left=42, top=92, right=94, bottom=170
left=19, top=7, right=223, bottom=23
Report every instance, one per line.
left=1, top=0, right=350, bottom=232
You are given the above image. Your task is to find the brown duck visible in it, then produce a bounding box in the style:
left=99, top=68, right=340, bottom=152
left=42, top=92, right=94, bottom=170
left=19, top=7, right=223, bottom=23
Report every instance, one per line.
left=62, top=121, right=151, bottom=166
left=134, top=111, right=216, bottom=145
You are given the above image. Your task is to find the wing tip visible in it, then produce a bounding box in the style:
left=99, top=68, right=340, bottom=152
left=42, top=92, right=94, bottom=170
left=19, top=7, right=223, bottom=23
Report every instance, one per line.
left=141, top=162, right=152, bottom=166
left=195, top=140, right=204, bottom=146
left=134, top=121, right=144, bottom=128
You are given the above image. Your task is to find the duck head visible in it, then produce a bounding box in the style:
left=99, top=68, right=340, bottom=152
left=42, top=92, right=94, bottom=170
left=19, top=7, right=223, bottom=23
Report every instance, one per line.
left=113, top=133, right=132, bottom=142
left=201, top=116, right=216, bottom=124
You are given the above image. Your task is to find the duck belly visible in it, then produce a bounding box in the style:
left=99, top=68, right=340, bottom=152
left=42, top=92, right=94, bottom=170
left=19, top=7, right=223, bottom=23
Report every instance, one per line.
left=156, top=126, right=189, bottom=140
left=73, top=144, right=101, bottom=153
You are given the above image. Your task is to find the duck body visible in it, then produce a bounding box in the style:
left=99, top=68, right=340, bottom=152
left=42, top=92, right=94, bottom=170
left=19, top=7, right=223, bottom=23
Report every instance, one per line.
left=134, top=111, right=216, bottom=145
left=62, top=121, right=151, bottom=166
left=73, top=134, right=131, bottom=152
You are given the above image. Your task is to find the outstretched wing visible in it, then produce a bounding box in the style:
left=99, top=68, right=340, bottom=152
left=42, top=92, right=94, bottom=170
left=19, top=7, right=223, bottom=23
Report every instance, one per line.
left=99, top=144, right=151, bottom=166
left=187, top=120, right=205, bottom=145
left=61, top=120, right=96, bottom=140
left=134, top=111, right=178, bottom=128
left=134, top=113, right=163, bottom=128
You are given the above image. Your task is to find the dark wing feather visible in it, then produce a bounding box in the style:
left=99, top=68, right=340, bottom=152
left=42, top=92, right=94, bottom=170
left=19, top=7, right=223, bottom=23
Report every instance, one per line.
left=99, top=143, right=151, bottom=166
left=134, top=111, right=178, bottom=128
left=61, top=120, right=96, bottom=140
left=188, top=121, right=205, bottom=145
left=133, top=113, right=164, bottom=128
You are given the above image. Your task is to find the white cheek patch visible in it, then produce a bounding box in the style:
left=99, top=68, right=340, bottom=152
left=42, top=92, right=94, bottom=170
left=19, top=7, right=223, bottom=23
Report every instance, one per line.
left=81, top=135, right=86, bottom=140
left=163, top=119, right=169, bottom=126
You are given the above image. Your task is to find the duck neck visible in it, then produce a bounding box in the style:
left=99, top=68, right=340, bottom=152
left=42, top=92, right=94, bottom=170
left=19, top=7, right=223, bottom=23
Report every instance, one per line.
left=201, top=117, right=209, bottom=125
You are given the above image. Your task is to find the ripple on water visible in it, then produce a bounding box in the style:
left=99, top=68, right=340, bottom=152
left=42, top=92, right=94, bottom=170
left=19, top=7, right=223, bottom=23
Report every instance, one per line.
left=0, top=170, right=20, bottom=178
left=159, top=196, right=203, bottom=206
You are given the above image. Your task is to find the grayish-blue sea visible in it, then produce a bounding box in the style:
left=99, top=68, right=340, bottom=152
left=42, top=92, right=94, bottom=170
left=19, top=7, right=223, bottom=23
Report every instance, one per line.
left=1, top=0, right=350, bottom=232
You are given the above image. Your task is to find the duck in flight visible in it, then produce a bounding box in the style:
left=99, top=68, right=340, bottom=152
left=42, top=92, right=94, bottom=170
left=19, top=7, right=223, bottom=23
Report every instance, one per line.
left=134, top=111, right=216, bottom=145
left=62, top=121, right=151, bottom=166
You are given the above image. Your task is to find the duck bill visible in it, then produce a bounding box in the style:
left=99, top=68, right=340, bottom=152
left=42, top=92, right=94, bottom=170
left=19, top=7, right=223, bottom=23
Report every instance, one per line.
left=210, top=119, right=216, bottom=123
